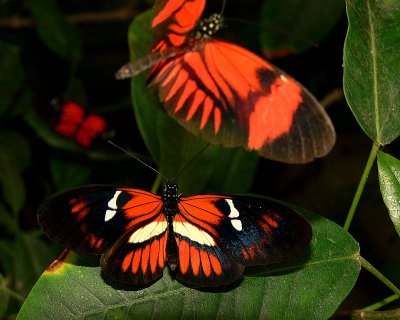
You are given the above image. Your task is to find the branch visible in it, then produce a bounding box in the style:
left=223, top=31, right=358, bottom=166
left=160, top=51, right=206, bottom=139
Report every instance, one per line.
left=0, top=5, right=139, bottom=29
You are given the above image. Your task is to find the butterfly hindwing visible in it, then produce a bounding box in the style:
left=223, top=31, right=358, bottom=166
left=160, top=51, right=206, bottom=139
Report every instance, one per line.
left=38, top=186, right=163, bottom=254
left=101, top=217, right=168, bottom=286
left=172, top=212, right=245, bottom=287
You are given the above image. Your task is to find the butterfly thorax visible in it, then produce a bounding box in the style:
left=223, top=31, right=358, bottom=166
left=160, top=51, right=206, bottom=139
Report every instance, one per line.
left=192, top=13, right=225, bottom=40
left=162, top=182, right=180, bottom=222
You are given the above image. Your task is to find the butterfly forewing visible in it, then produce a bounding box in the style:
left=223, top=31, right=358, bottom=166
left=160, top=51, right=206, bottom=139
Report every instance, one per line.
left=38, top=186, right=163, bottom=254
left=178, top=195, right=312, bottom=267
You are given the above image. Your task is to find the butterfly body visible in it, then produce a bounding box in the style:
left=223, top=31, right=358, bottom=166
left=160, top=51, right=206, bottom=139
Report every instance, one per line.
left=38, top=181, right=312, bottom=288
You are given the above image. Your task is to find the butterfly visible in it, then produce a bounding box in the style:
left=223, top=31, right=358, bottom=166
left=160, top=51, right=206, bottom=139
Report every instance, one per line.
left=116, top=0, right=336, bottom=164
left=38, top=181, right=312, bottom=287
left=53, top=100, right=108, bottom=148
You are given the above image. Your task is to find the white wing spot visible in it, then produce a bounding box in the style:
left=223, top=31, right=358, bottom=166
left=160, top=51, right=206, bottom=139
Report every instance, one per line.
left=280, top=74, right=288, bottom=83
left=173, top=221, right=215, bottom=246
left=226, top=199, right=240, bottom=218
left=225, top=199, right=243, bottom=231
left=129, top=221, right=168, bottom=243
left=231, top=219, right=243, bottom=231
left=105, top=190, right=122, bottom=222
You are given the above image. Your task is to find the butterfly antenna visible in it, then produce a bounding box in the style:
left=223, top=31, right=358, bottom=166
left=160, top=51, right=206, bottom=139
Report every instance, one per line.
left=172, top=143, right=210, bottom=182
left=220, top=0, right=227, bottom=15
left=107, top=140, right=169, bottom=181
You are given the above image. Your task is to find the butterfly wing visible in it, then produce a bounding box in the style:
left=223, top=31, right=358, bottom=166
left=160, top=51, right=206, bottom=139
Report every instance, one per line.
left=75, top=114, right=107, bottom=148
left=148, top=40, right=335, bottom=163
left=53, top=101, right=85, bottom=141
left=100, top=216, right=168, bottom=286
left=173, top=195, right=312, bottom=286
left=38, top=186, right=163, bottom=255
left=151, top=0, right=206, bottom=49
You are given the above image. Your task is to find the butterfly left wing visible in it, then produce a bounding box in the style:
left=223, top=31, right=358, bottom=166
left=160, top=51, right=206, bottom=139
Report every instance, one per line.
left=75, top=114, right=107, bottom=148
left=38, top=186, right=163, bottom=255
left=173, top=195, right=312, bottom=286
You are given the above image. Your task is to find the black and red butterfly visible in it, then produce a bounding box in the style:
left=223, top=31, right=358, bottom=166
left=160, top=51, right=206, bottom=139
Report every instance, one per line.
left=53, top=100, right=108, bottom=148
left=38, top=181, right=312, bottom=287
left=116, top=0, right=336, bottom=164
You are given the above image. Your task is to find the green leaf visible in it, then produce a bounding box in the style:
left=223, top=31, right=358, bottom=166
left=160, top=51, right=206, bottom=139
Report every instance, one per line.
left=28, top=0, right=82, bottom=63
left=18, top=209, right=360, bottom=319
left=0, top=273, right=9, bottom=318
left=14, top=234, right=60, bottom=297
left=0, top=41, right=25, bottom=118
left=377, top=151, right=400, bottom=236
left=260, top=0, right=344, bottom=58
left=50, top=155, right=91, bottom=190
left=0, top=130, right=30, bottom=214
left=343, top=0, right=400, bottom=145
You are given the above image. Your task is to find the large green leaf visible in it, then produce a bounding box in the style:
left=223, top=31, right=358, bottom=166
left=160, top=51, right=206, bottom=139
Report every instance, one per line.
left=28, top=0, right=81, bottom=63
left=343, top=0, right=400, bottom=145
left=0, top=41, right=25, bottom=118
left=0, top=130, right=30, bottom=214
left=377, top=151, right=400, bottom=236
left=18, top=209, right=360, bottom=319
left=0, top=273, right=9, bottom=318
left=260, top=0, right=344, bottom=58
left=128, top=11, right=258, bottom=195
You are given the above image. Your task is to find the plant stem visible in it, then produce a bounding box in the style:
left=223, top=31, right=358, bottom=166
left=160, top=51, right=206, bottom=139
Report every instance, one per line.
left=343, top=143, right=379, bottom=231
left=151, top=174, right=163, bottom=194
left=361, top=257, right=400, bottom=297
left=362, top=294, right=399, bottom=311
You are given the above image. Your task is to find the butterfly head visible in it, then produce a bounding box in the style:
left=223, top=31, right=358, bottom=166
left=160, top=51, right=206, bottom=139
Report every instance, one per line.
left=162, top=181, right=180, bottom=217
left=194, top=13, right=225, bottom=39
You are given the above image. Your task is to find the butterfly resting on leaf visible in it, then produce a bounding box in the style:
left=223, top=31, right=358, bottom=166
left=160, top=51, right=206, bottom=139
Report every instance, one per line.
left=116, top=0, right=336, bottom=164
left=38, top=179, right=312, bottom=287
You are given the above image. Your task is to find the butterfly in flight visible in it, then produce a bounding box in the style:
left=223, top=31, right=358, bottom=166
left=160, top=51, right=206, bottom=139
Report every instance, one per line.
left=38, top=180, right=312, bottom=287
left=116, top=0, right=336, bottom=164
left=52, top=100, right=108, bottom=148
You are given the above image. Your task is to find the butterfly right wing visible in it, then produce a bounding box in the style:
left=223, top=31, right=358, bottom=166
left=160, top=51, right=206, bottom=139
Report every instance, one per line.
left=38, top=186, right=164, bottom=255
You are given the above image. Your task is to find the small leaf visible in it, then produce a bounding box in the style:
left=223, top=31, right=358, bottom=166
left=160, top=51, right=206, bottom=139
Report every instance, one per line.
left=377, top=151, right=400, bottom=236
left=28, top=0, right=82, bottom=62
left=0, top=130, right=30, bottom=214
left=343, top=0, right=400, bottom=145
left=19, top=209, right=360, bottom=319
left=260, top=0, right=344, bottom=58
left=0, top=41, right=25, bottom=118
left=0, top=273, right=9, bottom=318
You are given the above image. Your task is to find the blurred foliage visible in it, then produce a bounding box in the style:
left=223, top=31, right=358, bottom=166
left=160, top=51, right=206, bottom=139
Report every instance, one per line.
left=0, top=0, right=398, bottom=319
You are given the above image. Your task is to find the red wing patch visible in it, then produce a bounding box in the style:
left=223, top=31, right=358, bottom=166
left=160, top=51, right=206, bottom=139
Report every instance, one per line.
left=53, top=101, right=107, bottom=148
